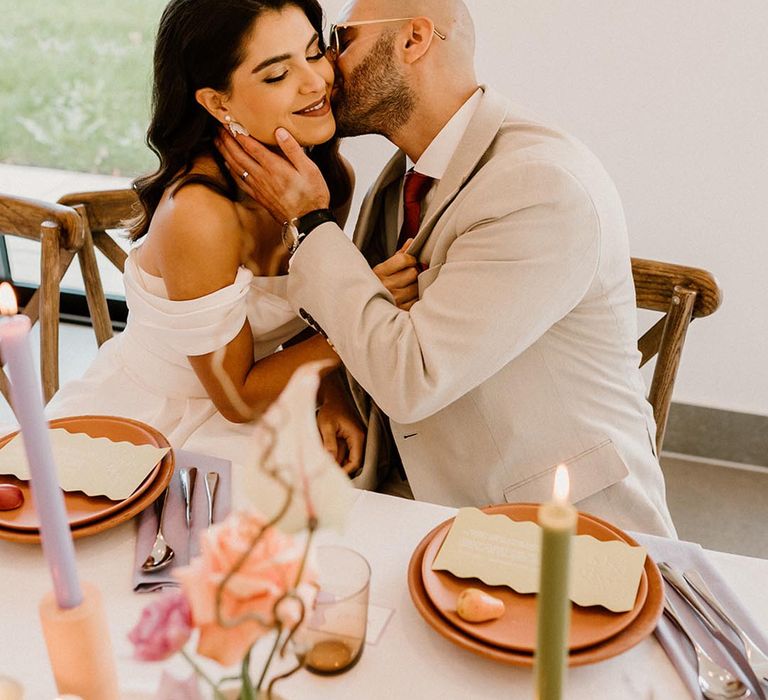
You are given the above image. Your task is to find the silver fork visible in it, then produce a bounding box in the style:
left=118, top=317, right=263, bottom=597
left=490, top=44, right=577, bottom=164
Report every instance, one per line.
left=664, top=594, right=752, bottom=699
left=684, top=569, right=768, bottom=684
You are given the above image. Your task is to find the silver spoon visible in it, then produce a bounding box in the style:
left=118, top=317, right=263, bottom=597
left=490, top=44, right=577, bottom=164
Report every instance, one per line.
left=664, top=594, right=751, bottom=700
left=141, top=487, right=175, bottom=572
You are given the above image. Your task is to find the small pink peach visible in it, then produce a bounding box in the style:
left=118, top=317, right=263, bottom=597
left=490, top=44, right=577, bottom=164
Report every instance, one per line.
left=456, top=587, right=505, bottom=623
left=0, top=484, right=23, bottom=511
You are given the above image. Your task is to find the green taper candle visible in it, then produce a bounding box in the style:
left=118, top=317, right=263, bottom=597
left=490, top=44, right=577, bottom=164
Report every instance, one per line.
left=534, top=464, right=577, bottom=700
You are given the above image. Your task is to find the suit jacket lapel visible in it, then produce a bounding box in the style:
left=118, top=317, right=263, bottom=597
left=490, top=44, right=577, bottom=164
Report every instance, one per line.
left=352, top=87, right=509, bottom=262
left=410, top=87, right=510, bottom=259
left=353, top=150, right=406, bottom=251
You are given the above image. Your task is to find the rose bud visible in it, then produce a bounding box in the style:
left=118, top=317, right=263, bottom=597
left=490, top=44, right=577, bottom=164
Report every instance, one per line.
left=456, top=587, right=505, bottom=623
left=0, top=484, right=24, bottom=511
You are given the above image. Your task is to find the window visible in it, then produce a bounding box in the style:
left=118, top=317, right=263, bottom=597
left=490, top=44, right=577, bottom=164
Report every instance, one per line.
left=0, top=0, right=165, bottom=324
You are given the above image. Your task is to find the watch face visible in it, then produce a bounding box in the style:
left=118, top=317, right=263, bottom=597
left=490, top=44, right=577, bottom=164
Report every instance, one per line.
left=281, top=219, right=300, bottom=252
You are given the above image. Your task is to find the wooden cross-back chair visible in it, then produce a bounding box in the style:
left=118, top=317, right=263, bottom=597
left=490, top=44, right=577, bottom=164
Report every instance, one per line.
left=57, top=188, right=135, bottom=272
left=56, top=189, right=136, bottom=347
left=0, top=192, right=112, bottom=404
left=632, top=258, right=722, bottom=453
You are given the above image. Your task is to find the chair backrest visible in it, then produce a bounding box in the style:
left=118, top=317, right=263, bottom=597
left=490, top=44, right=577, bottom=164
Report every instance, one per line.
left=0, top=193, right=85, bottom=404
left=632, top=257, right=722, bottom=453
left=56, top=188, right=140, bottom=354
left=58, top=188, right=138, bottom=274
left=0, top=193, right=82, bottom=249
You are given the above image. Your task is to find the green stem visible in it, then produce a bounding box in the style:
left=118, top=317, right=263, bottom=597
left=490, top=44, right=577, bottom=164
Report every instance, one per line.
left=240, top=649, right=257, bottom=700
left=214, top=435, right=296, bottom=631
left=279, top=522, right=316, bottom=659
left=206, top=416, right=321, bottom=697
left=180, top=648, right=227, bottom=700
left=256, top=625, right=285, bottom=691
left=216, top=673, right=242, bottom=685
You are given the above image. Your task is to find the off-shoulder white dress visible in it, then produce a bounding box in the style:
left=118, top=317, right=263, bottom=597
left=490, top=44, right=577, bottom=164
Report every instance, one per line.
left=47, top=249, right=307, bottom=466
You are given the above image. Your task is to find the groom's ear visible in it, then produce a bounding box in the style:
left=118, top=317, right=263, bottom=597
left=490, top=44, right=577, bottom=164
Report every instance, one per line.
left=401, top=17, right=436, bottom=64
left=195, top=87, right=228, bottom=123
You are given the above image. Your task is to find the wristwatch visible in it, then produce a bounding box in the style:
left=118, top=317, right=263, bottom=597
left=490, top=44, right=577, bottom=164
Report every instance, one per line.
left=281, top=209, right=337, bottom=254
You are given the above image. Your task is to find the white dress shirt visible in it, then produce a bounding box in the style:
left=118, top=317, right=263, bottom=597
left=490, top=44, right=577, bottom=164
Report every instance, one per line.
left=397, top=88, right=483, bottom=235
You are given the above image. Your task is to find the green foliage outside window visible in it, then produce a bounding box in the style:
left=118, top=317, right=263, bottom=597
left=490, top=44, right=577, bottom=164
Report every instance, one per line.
left=0, top=0, right=167, bottom=176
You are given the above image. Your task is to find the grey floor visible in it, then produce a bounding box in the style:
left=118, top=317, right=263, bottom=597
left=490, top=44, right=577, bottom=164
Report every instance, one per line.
left=2, top=324, right=766, bottom=560
left=662, top=455, right=768, bottom=559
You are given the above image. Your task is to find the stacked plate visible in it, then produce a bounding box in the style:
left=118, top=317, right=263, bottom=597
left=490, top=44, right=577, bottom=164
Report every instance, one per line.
left=407, top=503, right=664, bottom=666
left=0, top=415, right=174, bottom=544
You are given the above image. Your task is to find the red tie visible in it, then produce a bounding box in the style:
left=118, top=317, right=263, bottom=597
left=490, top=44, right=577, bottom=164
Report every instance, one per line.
left=397, top=169, right=434, bottom=250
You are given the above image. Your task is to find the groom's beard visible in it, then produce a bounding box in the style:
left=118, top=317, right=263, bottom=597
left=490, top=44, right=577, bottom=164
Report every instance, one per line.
left=332, top=32, right=416, bottom=138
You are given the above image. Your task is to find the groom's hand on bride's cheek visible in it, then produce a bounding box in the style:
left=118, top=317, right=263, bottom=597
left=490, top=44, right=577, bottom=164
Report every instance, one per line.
left=215, top=127, right=330, bottom=223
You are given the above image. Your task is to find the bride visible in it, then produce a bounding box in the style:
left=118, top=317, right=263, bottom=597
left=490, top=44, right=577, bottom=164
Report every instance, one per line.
left=49, top=0, right=407, bottom=476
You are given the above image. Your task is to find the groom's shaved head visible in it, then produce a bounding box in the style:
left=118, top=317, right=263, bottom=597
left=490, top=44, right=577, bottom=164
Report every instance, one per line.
left=333, top=0, right=479, bottom=148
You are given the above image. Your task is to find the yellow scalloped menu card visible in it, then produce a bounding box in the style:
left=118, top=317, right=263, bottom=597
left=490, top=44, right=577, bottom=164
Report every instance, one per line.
left=0, top=429, right=169, bottom=501
left=431, top=507, right=646, bottom=613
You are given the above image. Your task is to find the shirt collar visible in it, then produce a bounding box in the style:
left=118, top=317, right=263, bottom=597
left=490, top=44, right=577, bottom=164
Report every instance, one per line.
left=406, top=88, right=483, bottom=180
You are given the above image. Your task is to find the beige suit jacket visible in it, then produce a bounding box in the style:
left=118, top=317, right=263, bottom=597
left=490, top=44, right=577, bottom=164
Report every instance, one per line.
left=288, top=87, right=676, bottom=537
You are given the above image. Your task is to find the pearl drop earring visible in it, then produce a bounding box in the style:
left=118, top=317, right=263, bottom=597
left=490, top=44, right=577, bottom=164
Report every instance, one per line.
left=224, top=115, right=249, bottom=137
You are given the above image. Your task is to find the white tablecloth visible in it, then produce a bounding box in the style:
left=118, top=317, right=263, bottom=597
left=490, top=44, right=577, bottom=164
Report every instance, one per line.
left=2, top=490, right=767, bottom=699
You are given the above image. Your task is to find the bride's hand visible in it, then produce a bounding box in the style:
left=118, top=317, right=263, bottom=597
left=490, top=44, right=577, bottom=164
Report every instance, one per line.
left=316, top=399, right=366, bottom=475
left=373, top=239, right=420, bottom=310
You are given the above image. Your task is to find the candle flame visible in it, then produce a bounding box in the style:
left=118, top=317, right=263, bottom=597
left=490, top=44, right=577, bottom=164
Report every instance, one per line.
left=0, top=282, right=18, bottom=315
left=553, top=464, right=570, bottom=504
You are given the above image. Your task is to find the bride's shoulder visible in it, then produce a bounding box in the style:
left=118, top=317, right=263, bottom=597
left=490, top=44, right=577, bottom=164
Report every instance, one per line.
left=145, top=169, right=245, bottom=298
left=151, top=177, right=242, bottom=257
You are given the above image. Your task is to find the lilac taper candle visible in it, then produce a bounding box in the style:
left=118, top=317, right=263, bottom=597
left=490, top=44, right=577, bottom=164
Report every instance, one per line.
left=0, top=283, right=82, bottom=609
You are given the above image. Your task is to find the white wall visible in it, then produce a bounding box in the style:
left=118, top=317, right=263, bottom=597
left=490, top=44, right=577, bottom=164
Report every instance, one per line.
left=322, top=0, right=768, bottom=417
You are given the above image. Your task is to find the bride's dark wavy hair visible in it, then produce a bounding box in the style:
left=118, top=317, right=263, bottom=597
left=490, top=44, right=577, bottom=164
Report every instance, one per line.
left=129, top=0, right=350, bottom=240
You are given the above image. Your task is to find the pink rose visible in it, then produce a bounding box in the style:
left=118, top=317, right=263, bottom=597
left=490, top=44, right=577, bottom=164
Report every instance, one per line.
left=175, top=510, right=317, bottom=667
left=128, top=592, right=193, bottom=661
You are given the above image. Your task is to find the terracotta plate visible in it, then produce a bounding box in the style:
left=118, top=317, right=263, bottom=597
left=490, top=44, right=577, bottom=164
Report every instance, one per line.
left=408, top=506, right=664, bottom=667
left=0, top=415, right=166, bottom=530
left=421, top=504, right=648, bottom=652
left=0, top=415, right=174, bottom=543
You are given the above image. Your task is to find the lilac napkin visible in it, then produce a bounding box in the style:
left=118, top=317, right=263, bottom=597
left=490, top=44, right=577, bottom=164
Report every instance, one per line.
left=633, top=532, right=768, bottom=699
left=133, top=449, right=231, bottom=593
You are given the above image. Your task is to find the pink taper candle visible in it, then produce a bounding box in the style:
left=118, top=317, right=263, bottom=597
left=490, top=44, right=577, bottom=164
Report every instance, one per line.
left=0, top=283, right=82, bottom=609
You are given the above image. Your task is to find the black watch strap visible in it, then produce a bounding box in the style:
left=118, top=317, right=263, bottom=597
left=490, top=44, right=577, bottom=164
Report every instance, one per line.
left=296, top=208, right=336, bottom=237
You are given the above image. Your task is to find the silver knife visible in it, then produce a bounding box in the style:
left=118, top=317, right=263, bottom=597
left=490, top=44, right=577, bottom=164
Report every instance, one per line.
left=660, top=562, right=766, bottom=700
left=179, top=467, right=198, bottom=529
left=684, top=569, right=768, bottom=684
left=204, top=471, right=219, bottom=528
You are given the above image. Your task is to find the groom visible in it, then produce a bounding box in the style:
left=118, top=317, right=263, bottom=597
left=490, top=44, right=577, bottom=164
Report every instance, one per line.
left=218, top=0, right=676, bottom=536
